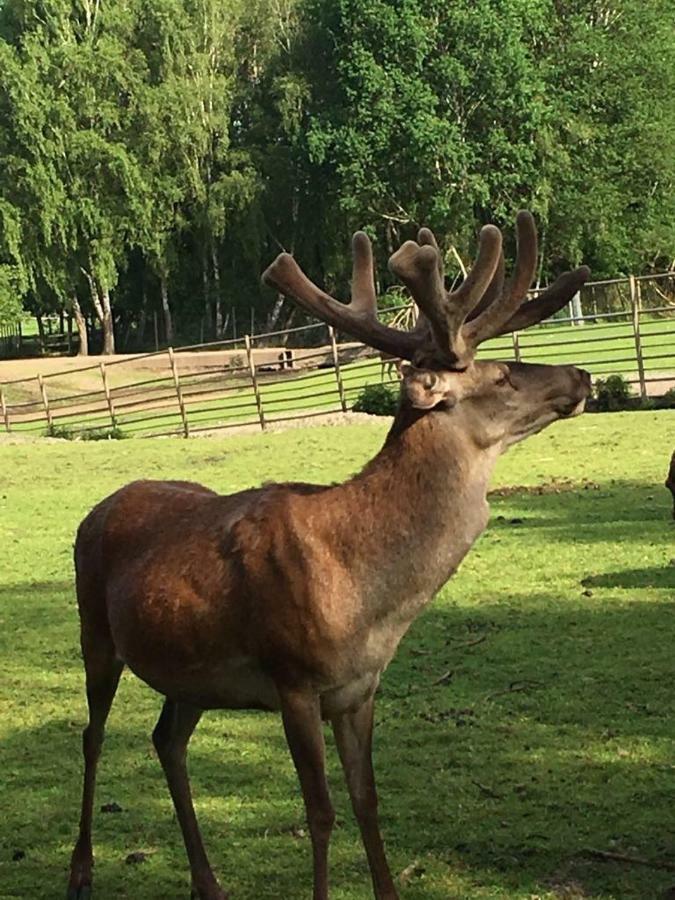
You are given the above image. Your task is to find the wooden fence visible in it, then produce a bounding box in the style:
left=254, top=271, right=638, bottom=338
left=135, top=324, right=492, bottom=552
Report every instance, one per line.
left=0, top=272, right=673, bottom=439
left=0, top=323, right=22, bottom=357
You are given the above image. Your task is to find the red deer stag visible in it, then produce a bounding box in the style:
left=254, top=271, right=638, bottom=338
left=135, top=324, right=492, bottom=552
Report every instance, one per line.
left=67, top=212, right=591, bottom=900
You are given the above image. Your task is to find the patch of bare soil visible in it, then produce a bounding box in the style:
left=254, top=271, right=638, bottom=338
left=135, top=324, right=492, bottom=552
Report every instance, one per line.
left=189, top=410, right=387, bottom=438
left=0, top=343, right=369, bottom=383
left=489, top=477, right=600, bottom=497
left=0, top=410, right=387, bottom=443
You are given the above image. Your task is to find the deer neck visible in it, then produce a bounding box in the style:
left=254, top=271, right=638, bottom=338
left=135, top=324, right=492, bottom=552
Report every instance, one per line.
left=338, top=405, right=498, bottom=625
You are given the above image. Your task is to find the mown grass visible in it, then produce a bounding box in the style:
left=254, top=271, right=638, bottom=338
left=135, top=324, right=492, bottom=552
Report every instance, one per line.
left=0, top=411, right=673, bottom=899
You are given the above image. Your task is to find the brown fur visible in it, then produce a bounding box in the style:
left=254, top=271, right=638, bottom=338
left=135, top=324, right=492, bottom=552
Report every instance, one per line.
left=666, top=450, right=675, bottom=518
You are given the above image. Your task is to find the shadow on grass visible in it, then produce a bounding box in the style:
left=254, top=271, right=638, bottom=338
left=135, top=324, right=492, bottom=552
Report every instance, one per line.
left=583, top=566, right=675, bottom=589
left=1, top=572, right=674, bottom=899
left=486, top=479, right=675, bottom=550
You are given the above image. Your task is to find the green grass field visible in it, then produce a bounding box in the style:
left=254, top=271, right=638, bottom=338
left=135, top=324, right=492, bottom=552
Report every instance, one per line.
left=0, top=411, right=674, bottom=899
left=2, top=312, right=674, bottom=438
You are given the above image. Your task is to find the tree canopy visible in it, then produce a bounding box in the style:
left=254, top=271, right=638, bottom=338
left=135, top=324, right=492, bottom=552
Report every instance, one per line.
left=0, top=0, right=672, bottom=352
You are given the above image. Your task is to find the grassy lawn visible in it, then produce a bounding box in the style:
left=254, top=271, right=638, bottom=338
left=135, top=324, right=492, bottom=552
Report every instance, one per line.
left=0, top=411, right=673, bottom=899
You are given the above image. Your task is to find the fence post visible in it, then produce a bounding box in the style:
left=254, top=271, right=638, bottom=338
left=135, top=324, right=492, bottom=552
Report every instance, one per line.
left=511, top=331, right=522, bottom=362
left=0, top=385, right=10, bottom=432
left=328, top=326, right=347, bottom=412
left=168, top=347, right=189, bottom=438
left=37, top=374, right=53, bottom=432
left=99, top=362, right=117, bottom=428
left=245, top=334, right=266, bottom=431
left=629, top=274, right=647, bottom=400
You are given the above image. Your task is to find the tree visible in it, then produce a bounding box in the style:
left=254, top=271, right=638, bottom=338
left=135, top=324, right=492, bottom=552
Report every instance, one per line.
left=1, top=0, right=672, bottom=352
left=540, top=0, right=675, bottom=276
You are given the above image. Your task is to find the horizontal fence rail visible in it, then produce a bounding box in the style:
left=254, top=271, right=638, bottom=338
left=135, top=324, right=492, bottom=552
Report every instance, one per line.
left=0, top=273, right=673, bottom=439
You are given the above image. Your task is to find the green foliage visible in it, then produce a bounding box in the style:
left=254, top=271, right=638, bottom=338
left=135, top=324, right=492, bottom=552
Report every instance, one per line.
left=352, top=381, right=399, bottom=415
left=594, top=374, right=632, bottom=411
left=0, top=0, right=673, bottom=352
left=0, top=264, right=23, bottom=327
left=47, top=423, right=127, bottom=440
left=654, top=387, right=675, bottom=410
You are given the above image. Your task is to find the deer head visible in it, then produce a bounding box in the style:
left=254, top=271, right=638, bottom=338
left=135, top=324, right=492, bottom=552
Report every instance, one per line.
left=263, top=211, right=592, bottom=452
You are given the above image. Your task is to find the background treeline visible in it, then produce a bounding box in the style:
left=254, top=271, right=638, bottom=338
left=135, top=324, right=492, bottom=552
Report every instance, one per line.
left=0, top=0, right=673, bottom=353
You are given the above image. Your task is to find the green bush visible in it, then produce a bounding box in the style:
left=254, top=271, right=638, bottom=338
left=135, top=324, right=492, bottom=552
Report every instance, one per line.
left=47, top=424, right=126, bottom=440
left=654, top=388, right=675, bottom=410
left=594, top=374, right=632, bottom=411
left=352, top=382, right=399, bottom=416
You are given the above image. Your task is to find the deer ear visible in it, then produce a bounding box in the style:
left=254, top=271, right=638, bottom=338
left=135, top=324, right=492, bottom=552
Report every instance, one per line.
left=401, top=366, right=459, bottom=410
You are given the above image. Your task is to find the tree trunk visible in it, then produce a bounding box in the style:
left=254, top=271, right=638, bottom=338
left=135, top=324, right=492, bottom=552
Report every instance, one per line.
left=279, top=308, right=296, bottom=346
left=266, top=293, right=286, bottom=332
left=137, top=284, right=148, bottom=349
left=35, top=313, right=45, bottom=351
left=160, top=274, right=174, bottom=344
left=82, top=258, right=115, bottom=354
left=71, top=294, right=89, bottom=356
left=202, top=252, right=212, bottom=340
left=99, top=285, right=115, bottom=354
left=211, top=244, right=223, bottom=338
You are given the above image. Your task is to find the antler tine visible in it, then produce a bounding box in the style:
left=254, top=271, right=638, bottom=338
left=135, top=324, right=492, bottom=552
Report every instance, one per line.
left=467, top=250, right=505, bottom=321
left=262, top=237, right=425, bottom=361
left=495, top=265, right=591, bottom=336
left=388, top=238, right=447, bottom=331
left=464, top=211, right=537, bottom=345
left=350, top=231, right=378, bottom=316
left=450, top=225, right=503, bottom=316
left=389, top=223, right=502, bottom=367
left=417, top=227, right=444, bottom=276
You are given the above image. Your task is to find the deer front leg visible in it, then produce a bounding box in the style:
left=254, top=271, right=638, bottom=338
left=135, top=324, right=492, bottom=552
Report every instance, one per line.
left=67, top=655, right=124, bottom=900
left=332, top=695, right=399, bottom=900
left=280, top=690, right=335, bottom=900
left=152, top=700, right=228, bottom=900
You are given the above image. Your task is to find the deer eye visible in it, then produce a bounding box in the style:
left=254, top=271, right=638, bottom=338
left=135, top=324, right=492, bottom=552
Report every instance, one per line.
left=495, top=374, right=509, bottom=387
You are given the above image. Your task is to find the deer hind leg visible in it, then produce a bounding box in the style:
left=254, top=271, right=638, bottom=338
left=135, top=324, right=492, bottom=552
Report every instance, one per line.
left=67, top=643, right=124, bottom=899
left=152, top=699, right=228, bottom=900
left=280, top=690, right=335, bottom=900
left=332, top=695, right=399, bottom=900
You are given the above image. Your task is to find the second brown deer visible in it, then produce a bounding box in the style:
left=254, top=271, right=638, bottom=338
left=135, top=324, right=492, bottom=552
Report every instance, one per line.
left=67, top=212, right=591, bottom=900
left=666, top=449, right=675, bottom=518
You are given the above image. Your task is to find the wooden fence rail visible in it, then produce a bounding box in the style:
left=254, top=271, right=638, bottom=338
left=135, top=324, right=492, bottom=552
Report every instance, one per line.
left=1, top=272, right=673, bottom=440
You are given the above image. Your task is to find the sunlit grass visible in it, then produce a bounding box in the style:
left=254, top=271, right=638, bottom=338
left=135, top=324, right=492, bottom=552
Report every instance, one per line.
left=0, top=411, right=673, bottom=898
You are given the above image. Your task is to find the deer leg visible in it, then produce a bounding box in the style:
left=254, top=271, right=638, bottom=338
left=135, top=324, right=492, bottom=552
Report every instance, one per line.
left=332, top=695, right=398, bottom=900
left=152, top=699, right=227, bottom=900
left=67, top=653, right=124, bottom=900
left=280, top=690, right=335, bottom=900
